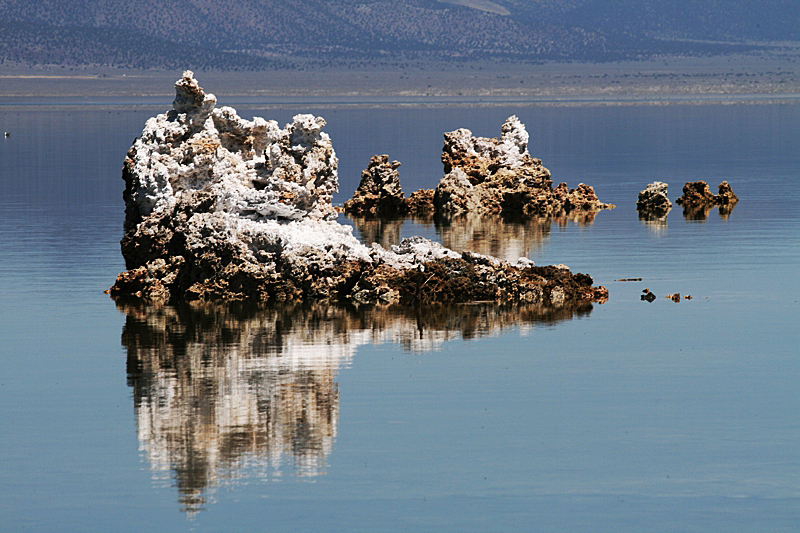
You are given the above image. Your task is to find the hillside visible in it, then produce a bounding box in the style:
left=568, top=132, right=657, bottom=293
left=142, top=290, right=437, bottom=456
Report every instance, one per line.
left=0, top=0, right=797, bottom=69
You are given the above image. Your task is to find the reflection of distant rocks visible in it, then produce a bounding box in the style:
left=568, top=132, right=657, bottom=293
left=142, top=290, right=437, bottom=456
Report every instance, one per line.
left=119, top=299, right=596, bottom=513
left=348, top=210, right=601, bottom=263
left=680, top=202, right=714, bottom=221
left=434, top=213, right=550, bottom=262
left=348, top=215, right=405, bottom=250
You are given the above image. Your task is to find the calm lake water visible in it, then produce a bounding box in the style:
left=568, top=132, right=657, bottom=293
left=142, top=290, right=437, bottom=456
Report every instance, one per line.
left=1, top=100, right=798, bottom=532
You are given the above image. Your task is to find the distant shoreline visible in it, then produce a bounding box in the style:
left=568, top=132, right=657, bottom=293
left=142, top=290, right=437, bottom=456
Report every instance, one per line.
left=1, top=51, right=798, bottom=108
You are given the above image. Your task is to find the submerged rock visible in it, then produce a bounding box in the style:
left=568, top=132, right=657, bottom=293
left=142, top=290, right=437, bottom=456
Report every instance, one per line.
left=110, top=72, right=608, bottom=306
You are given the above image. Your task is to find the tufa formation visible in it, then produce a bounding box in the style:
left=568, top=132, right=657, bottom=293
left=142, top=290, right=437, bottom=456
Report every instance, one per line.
left=344, top=116, right=615, bottom=218
left=110, top=72, right=608, bottom=306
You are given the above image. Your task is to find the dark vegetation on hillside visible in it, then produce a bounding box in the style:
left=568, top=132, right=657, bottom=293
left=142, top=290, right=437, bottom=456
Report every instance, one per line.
left=0, top=0, right=796, bottom=69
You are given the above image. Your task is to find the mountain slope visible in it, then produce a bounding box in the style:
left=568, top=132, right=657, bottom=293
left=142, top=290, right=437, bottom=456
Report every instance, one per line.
left=0, top=0, right=795, bottom=69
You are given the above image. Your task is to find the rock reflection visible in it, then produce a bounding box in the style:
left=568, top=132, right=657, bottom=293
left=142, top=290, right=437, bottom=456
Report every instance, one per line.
left=434, top=214, right=550, bottom=261
left=718, top=202, right=737, bottom=219
left=350, top=211, right=602, bottom=262
left=638, top=209, right=670, bottom=233
left=680, top=202, right=714, bottom=221
left=119, top=300, right=593, bottom=514
left=348, top=215, right=406, bottom=250
left=681, top=201, right=738, bottom=221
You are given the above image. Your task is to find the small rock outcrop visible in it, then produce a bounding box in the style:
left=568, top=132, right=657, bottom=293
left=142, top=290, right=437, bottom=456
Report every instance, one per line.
left=344, top=116, right=614, bottom=220
left=404, top=188, right=435, bottom=215
left=676, top=180, right=739, bottom=207
left=675, top=181, right=717, bottom=207
left=716, top=181, right=739, bottom=204
left=343, top=155, right=405, bottom=216
left=636, top=181, right=673, bottom=214
left=433, top=116, right=614, bottom=217
left=676, top=180, right=739, bottom=219
left=716, top=181, right=739, bottom=217
left=110, top=72, right=608, bottom=307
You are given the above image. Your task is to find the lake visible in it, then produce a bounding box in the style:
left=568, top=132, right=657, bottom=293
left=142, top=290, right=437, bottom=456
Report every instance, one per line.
left=1, top=99, right=798, bottom=532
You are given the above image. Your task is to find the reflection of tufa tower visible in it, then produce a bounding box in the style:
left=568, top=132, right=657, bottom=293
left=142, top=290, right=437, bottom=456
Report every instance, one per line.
left=349, top=211, right=601, bottom=263
left=123, top=304, right=343, bottom=515
left=119, top=301, right=593, bottom=514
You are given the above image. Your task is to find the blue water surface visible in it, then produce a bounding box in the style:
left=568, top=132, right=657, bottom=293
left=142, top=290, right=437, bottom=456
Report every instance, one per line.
left=0, top=100, right=798, bottom=532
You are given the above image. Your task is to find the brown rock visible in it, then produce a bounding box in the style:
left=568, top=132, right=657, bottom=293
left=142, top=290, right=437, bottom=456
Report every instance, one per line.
left=716, top=180, right=739, bottom=207
left=343, top=155, right=406, bottom=216
left=404, top=188, right=435, bottom=215
left=676, top=181, right=717, bottom=206
left=676, top=180, right=739, bottom=219
left=435, top=116, right=614, bottom=217
left=636, top=181, right=672, bottom=214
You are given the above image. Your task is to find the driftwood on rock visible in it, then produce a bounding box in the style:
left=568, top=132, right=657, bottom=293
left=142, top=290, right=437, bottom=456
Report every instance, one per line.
left=110, top=72, right=608, bottom=306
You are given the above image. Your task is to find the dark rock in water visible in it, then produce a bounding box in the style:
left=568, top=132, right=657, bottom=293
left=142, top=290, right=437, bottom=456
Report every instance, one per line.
left=716, top=181, right=739, bottom=218
left=636, top=181, right=672, bottom=214
left=110, top=72, right=609, bottom=306
left=716, top=181, right=739, bottom=205
left=676, top=180, right=739, bottom=219
left=343, top=155, right=406, bottom=216
left=676, top=181, right=717, bottom=206
left=676, top=180, right=739, bottom=207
